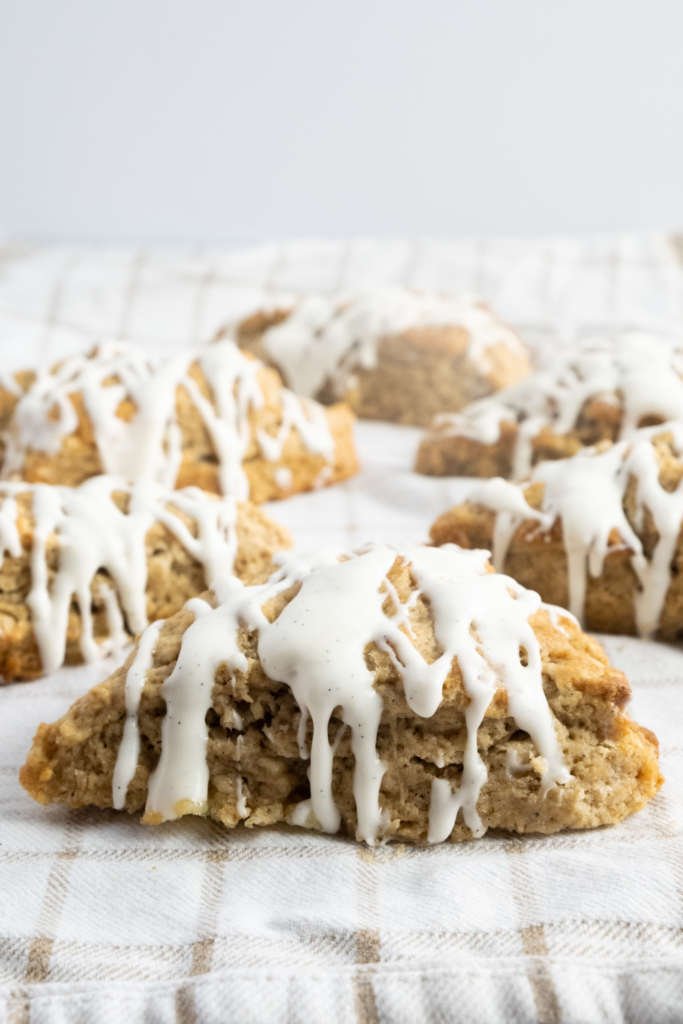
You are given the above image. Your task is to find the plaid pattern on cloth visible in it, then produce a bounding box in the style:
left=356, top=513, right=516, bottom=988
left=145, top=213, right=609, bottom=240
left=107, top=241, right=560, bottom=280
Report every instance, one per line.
left=0, top=237, right=682, bottom=1024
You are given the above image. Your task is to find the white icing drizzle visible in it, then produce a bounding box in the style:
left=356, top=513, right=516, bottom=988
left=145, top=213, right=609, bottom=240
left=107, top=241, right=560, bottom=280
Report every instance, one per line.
left=433, top=333, right=683, bottom=478
left=274, top=467, right=293, bottom=490
left=0, top=371, right=20, bottom=397
left=259, top=289, right=525, bottom=399
left=464, top=423, right=683, bottom=636
left=145, top=595, right=241, bottom=818
left=1, top=338, right=336, bottom=498
left=126, top=544, right=569, bottom=843
left=258, top=548, right=393, bottom=842
left=235, top=776, right=249, bottom=819
left=0, top=475, right=241, bottom=675
left=545, top=604, right=579, bottom=637
left=113, top=619, right=164, bottom=809
left=97, top=579, right=129, bottom=659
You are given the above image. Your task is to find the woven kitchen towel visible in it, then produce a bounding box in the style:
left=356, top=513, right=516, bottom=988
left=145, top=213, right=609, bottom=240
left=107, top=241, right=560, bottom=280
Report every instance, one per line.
left=0, top=237, right=683, bottom=1024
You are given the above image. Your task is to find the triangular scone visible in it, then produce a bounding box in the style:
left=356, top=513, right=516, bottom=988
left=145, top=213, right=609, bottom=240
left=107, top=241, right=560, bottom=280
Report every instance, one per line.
left=430, top=424, right=683, bottom=639
left=416, top=333, right=683, bottom=479
left=0, top=338, right=358, bottom=501
left=0, top=475, right=290, bottom=682
left=21, top=545, right=661, bottom=844
left=230, top=289, right=531, bottom=426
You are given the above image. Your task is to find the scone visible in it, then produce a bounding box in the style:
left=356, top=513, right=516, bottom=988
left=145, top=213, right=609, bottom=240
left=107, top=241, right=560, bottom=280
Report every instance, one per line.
left=430, top=424, right=683, bottom=638
left=230, top=289, right=531, bottom=426
left=416, top=333, right=683, bottom=479
left=0, top=338, right=358, bottom=501
left=0, top=475, right=291, bottom=682
left=21, top=544, right=661, bottom=844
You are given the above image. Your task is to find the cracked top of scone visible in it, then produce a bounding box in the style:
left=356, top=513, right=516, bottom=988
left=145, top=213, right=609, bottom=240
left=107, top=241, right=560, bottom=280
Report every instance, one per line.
left=20, top=543, right=661, bottom=845
left=0, top=337, right=358, bottom=501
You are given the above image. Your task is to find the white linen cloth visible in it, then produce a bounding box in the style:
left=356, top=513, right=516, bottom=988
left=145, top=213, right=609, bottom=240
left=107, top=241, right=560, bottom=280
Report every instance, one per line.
left=0, top=236, right=682, bottom=1024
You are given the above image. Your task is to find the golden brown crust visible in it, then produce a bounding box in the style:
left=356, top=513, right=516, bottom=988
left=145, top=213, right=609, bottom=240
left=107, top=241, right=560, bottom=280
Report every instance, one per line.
left=0, top=494, right=291, bottom=683
left=2, top=351, right=358, bottom=501
left=234, top=309, right=531, bottom=427
left=20, top=559, right=662, bottom=842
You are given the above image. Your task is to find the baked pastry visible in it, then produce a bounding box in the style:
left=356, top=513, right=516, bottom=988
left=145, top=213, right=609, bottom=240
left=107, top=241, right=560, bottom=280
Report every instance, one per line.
left=0, top=338, right=358, bottom=501
left=21, top=544, right=661, bottom=844
left=430, top=424, right=683, bottom=638
left=230, top=289, right=531, bottom=426
left=0, top=474, right=291, bottom=682
left=416, top=333, right=683, bottom=479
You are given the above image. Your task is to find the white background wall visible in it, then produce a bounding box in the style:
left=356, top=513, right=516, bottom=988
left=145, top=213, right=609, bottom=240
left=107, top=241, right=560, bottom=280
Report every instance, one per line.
left=2, top=0, right=683, bottom=242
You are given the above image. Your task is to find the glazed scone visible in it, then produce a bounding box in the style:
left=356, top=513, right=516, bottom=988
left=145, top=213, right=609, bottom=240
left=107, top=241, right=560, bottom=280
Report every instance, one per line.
left=229, top=290, right=531, bottom=426
left=0, top=339, right=358, bottom=501
left=0, top=475, right=291, bottom=682
left=430, top=424, right=683, bottom=639
left=416, top=333, right=683, bottom=479
left=21, top=544, right=661, bottom=844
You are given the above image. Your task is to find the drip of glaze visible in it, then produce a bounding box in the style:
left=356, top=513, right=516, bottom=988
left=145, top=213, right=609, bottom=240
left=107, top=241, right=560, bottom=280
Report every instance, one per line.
left=274, top=466, right=293, bottom=491
left=258, top=547, right=395, bottom=842
left=260, top=289, right=525, bottom=399
left=235, top=776, right=249, bottom=819
left=1, top=475, right=239, bottom=674
left=0, top=372, right=20, bottom=396
left=144, top=596, right=248, bottom=820
left=178, top=345, right=262, bottom=501
left=465, top=423, right=683, bottom=636
left=381, top=547, right=569, bottom=841
left=434, top=333, right=683, bottom=479
left=3, top=343, right=184, bottom=483
left=142, top=557, right=331, bottom=823
left=113, top=619, right=164, bottom=810
left=131, top=544, right=569, bottom=844
left=97, top=579, right=129, bottom=658
left=257, top=389, right=334, bottom=462
left=466, top=477, right=550, bottom=570
left=1, top=338, right=336, bottom=498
